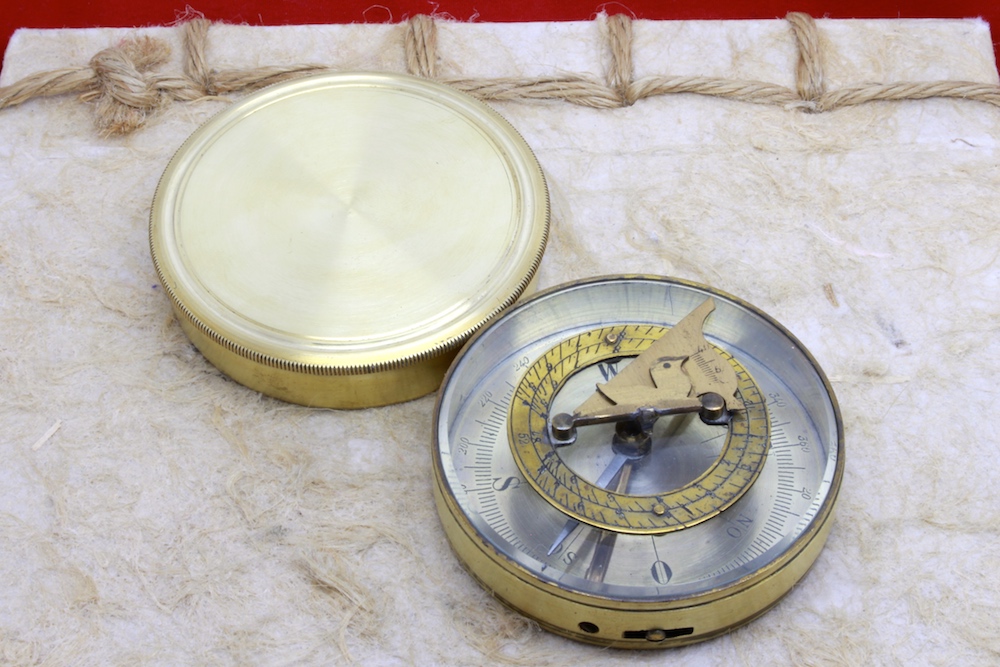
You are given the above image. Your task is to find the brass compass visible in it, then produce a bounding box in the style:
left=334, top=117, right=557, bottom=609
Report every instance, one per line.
left=432, top=275, right=843, bottom=647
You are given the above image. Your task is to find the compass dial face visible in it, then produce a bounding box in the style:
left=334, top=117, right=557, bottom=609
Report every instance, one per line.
left=432, top=276, right=843, bottom=647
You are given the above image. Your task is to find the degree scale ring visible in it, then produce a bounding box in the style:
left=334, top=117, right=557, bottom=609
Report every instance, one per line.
left=508, top=324, right=770, bottom=534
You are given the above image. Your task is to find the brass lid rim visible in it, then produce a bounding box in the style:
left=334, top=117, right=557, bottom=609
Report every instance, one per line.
left=149, top=71, right=550, bottom=380
left=151, top=240, right=547, bottom=377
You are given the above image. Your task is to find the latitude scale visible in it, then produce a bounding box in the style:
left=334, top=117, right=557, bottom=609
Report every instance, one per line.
left=150, top=73, right=844, bottom=649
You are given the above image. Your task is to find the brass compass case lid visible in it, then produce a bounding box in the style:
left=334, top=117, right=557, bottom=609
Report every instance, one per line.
left=150, top=72, right=549, bottom=408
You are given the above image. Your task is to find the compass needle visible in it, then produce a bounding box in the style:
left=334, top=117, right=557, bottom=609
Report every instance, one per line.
left=583, top=460, right=634, bottom=583
left=547, top=452, right=629, bottom=556
left=433, top=276, right=844, bottom=647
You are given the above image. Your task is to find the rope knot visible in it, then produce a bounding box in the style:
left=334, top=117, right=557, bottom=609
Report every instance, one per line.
left=87, top=36, right=173, bottom=135
left=4, top=13, right=1000, bottom=135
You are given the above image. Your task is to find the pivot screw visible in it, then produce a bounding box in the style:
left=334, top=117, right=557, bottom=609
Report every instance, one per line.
left=699, top=392, right=729, bottom=425
left=550, top=413, right=577, bottom=445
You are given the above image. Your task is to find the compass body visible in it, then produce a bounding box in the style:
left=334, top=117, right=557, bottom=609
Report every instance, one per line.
left=432, top=275, right=843, bottom=647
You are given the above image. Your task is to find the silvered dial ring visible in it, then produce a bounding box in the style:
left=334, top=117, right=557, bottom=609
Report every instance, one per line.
left=432, top=275, right=844, bottom=648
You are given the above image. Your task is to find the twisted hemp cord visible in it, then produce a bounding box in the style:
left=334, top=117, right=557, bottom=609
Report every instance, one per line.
left=1, top=12, right=999, bottom=136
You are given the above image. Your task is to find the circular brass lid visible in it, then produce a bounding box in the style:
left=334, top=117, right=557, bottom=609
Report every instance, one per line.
left=150, top=72, right=549, bottom=408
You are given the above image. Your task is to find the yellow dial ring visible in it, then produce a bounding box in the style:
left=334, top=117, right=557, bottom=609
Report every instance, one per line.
left=508, top=324, right=770, bottom=534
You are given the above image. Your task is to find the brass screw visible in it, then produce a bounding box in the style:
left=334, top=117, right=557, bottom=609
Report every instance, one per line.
left=652, top=503, right=666, bottom=516
left=604, top=332, right=619, bottom=345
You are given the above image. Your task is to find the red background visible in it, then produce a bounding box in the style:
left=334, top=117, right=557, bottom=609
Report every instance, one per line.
left=2, top=1, right=998, bottom=74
